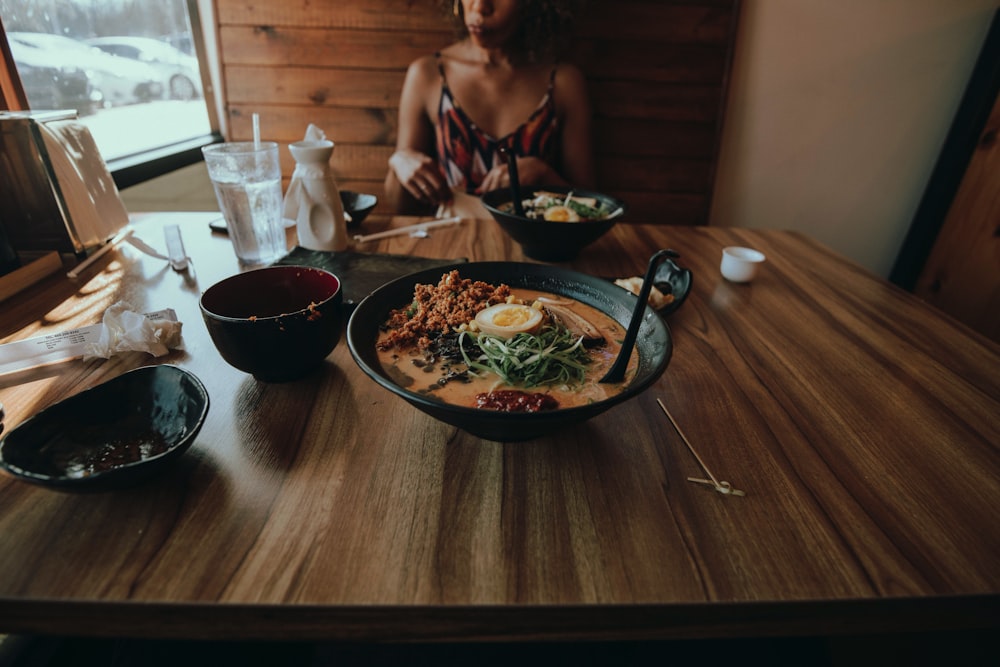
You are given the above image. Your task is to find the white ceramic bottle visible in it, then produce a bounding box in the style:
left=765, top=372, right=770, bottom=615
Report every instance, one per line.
left=286, top=139, right=348, bottom=252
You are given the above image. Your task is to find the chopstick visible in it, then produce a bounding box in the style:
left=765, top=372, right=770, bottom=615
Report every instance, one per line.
left=352, top=216, right=462, bottom=243
left=657, top=398, right=745, bottom=496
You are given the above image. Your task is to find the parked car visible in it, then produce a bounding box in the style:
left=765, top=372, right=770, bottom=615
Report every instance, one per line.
left=160, top=31, right=194, bottom=57
left=8, top=32, right=164, bottom=106
left=8, top=40, right=104, bottom=115
left=87, top=36, right=203, bottom=101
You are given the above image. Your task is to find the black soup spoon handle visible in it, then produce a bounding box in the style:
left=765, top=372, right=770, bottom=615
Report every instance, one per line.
left=599, top=249, right=680, bottom=384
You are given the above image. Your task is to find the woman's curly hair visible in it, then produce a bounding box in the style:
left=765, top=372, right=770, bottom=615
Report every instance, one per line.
left=439, top=0, right=585, bottom=64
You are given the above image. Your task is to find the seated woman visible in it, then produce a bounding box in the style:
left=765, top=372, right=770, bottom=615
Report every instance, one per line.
left=385, top=0, right=595, bottom=215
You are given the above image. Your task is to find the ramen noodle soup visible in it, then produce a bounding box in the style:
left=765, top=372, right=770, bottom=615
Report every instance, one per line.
left=376, top=271, right=637, bottom=412
left=499, top=190, right=611, bottom=222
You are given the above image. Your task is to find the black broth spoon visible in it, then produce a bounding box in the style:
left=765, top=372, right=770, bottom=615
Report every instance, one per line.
left=600, top=248, right=680, bottom=384
left=497, top=145, right=525, bottom=217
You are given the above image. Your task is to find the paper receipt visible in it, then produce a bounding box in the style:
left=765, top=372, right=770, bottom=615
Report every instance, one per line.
left=0, top=309, right=177, bottom=376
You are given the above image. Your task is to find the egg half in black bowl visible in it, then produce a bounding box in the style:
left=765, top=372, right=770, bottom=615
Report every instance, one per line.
left=0, top=365, right=209, bottom=491
left=347, top=261, right=671, bottom=442
left=480, top=186, right=626, bottom=262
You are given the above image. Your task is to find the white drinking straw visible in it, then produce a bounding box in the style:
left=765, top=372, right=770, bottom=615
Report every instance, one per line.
left=252, top=113, right=261, bottom=149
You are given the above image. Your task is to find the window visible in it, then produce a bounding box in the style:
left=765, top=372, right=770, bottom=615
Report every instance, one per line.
left=0, top=0, right=220, bottom=187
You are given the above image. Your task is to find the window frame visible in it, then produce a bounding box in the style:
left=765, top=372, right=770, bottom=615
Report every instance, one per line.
left=0, top=0, right=224, bottom=189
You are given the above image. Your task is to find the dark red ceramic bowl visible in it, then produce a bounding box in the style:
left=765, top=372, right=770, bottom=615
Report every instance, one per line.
left=480, top=186, right=626, bottom=262
left=200, top=266, right=343, bottom=382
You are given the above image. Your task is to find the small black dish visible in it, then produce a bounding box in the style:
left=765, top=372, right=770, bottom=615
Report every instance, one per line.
left=341, top=190, right=378, bottom=227
left=609, top=258, right=692, bottom=316
left=654, top=258, right=693, bottom=316
left=0, top=365, right=209, bottom=491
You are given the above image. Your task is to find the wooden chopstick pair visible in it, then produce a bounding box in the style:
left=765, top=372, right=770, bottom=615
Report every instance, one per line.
left=657, top=398, right=745, bottom=497
left=352, top=216, right=462, bottom=244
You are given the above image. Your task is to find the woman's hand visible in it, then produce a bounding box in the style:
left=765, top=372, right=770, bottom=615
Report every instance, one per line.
left=388, top=149, right=452, bottom=206
left=476, top=156, right=564, bottom=194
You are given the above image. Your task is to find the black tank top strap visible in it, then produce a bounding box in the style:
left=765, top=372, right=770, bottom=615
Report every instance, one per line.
left=435, top=51, right=448, bottom=82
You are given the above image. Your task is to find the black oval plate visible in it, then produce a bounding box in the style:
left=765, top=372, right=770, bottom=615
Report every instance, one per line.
left=0, top=365, right=209, bottom=491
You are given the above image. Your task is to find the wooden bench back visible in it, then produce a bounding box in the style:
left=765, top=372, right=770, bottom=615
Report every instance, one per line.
left=215, top=0, right=739, bottom=224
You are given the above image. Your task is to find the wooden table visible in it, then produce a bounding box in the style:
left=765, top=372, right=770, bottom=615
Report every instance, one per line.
left=0, top=212, right=998, bottom=642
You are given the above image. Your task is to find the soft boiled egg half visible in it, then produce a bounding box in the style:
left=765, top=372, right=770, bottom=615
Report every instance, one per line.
left=542, top=205, right=580, bottom=222
left=474, top=303, right=544, bottom=338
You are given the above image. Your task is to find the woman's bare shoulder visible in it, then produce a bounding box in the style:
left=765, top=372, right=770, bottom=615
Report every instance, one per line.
left=405, top=53, right=441, bottom=85
left=553, top=62, right=590, bottom=109
left=554, top=62, right=588, bottom=91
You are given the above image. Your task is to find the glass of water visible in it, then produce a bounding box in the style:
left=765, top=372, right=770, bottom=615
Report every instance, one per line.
left=202, top=141, right=286, bottom=267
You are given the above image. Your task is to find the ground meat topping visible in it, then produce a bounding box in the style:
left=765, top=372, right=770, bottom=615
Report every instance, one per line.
left=378, top=270, right=511, bottom=351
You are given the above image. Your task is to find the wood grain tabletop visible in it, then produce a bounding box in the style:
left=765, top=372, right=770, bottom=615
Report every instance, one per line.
left=0, top=212, right=997, bottom=641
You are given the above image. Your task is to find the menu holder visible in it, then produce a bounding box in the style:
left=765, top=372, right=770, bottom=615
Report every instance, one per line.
left=0, top=111, right=128, bottom=256
left=274, top=247, right=467, bottom=310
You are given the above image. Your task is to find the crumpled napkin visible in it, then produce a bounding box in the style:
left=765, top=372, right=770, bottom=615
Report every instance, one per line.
left=84, top=301, right=183, bottom=360
left=282, top=123, right=328, bottom=222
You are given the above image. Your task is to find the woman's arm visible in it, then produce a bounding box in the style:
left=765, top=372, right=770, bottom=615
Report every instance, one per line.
left=384, top=57, right=452, bottom=214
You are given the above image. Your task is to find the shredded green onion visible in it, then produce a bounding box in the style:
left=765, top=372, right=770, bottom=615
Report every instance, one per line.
left=458, top=325, right=592, bottom=388
left=565, top=199, right=607, bottom=220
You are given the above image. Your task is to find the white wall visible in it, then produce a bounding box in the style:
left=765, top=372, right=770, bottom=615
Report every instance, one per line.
left=710, top=0, right=997, bottom=277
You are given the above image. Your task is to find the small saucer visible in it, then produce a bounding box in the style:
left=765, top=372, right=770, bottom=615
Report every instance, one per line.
left=608, top=257, right=692, bottom=316
left=653, top=257, right=693, bottom=315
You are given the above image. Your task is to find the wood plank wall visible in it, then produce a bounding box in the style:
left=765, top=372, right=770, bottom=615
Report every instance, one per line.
left=214, top=0, right=739, bottom=224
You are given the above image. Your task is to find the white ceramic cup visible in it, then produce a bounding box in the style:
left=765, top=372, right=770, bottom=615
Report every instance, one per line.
left=720, top=246, right=766, bottom=283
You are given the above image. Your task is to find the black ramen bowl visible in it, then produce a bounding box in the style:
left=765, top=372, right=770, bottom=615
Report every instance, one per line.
left=341, top=190, right=378, bottom=227
left=480, top=186, right=625, bottom=262
left=200, top=265, right=343, bottom=382
left=347, top=262, right=671, bottom=442
left=0, top=365, right=209, bottom=492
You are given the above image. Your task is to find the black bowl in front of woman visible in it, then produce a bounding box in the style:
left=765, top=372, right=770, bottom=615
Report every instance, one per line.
left=347, top=261, right=670, bottom=442
left=480, top=186, right=625, bottom=262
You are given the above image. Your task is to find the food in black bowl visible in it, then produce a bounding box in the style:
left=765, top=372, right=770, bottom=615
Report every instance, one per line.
left=614, top=257, right=693, bottom=316
left=347, top=261, right=671, bottom=442
left=480, top=186, right=625, bottom=262
left=200, top=265, right=343, bottom=382
left=341, top=190, right=378, bottom=227
left=0, top=365, right=209, bottom=491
